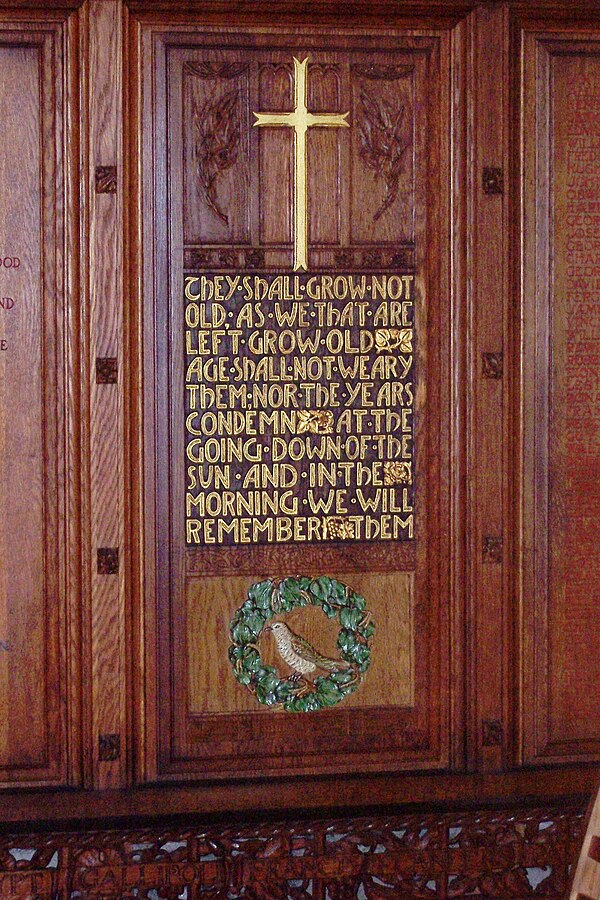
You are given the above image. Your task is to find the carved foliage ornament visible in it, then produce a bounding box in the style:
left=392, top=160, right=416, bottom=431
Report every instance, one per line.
left=194, top=88, right=242, bottom=225
left=358, top=88, right=411, bottom=221
left=229, top=577, right=374, bottom=712
left=375, top=326, right=413, bottom=354
left=187, top=61, right=249, bottom=225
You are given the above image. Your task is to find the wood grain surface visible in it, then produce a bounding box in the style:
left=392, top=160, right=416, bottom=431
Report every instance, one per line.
left=132, top=16, right=456, bottom=780
left=0, top=17, right=78, bottom=789
left=467, top=2, right=511, bottom=774
left=519, top=28, right=600, bottom=765
left=86, top=0, right=128, bottom=790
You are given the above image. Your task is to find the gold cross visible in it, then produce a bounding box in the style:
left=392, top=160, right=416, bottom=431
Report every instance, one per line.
left=253, top=57, right=350, bottom=271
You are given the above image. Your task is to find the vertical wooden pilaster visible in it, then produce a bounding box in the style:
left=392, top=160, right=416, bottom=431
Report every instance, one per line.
left=467, top=3, right=511, bottom=772
left=83, top=0, right=126, bottom=789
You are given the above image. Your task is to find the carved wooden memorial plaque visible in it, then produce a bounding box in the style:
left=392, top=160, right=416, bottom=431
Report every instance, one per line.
left=138, top=24, right=458, bottom=780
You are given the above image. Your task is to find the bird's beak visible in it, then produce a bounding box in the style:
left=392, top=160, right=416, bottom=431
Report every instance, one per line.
left=263, top=625, right=272, bottom=633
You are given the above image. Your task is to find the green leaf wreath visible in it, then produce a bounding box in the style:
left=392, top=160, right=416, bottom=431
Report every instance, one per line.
left=228, top=576, right=375, bottom=712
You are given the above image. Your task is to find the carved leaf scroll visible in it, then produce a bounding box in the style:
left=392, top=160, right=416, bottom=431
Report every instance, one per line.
left=194, top=88, right=241, bottom=225
left=359, top=88, right=411, bottom=221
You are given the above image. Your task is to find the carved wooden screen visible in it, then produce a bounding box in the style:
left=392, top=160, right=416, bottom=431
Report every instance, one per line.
left=0, top=17, right=79, bottom=788
left=135, top=20, right=462, bottom=781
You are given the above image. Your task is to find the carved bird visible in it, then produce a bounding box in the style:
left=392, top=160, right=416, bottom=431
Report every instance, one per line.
left=265, top=622, right=351, bottom=679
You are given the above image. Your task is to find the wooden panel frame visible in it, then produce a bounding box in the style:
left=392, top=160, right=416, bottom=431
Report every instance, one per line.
left=465, top=2, right=513, bottom=775
left=127, top=2, right=470, bottom=784
left=0, top=10, right=82, bottom=788
left=82, top=0, right=129, bottom=792
left=517, top=18, right=600, bottom=765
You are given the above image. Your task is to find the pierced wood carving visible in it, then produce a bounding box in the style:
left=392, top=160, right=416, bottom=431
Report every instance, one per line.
left=194, top=89, right=242, bottom=226
left=358, top=89, right=411, bottom=221
left=0, top=803, right=587, bottom=899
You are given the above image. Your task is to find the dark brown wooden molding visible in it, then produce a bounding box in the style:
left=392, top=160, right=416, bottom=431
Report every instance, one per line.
left=124, top=0, right=600, bottom=12
left=1, top=765, right=598, bottom=826
left=0, top=0, right=84, bottom=8
left=124, top=0, right=480, bottom=24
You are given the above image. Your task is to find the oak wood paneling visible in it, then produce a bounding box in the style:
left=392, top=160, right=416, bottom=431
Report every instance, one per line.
left=520, top=26, right=600, bottom=763
left=0, top=16, right=81, bottom=787
left=130, top=5, right=466, bottom=782
left=0, top=0, right=596, bottom=828
left=85, top=0, right=128, bottom=791
left=467, top=2, right=512, bottom=774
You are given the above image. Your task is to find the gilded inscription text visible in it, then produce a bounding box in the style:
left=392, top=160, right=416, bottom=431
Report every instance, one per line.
left=184, top=273, right=415, bottom=546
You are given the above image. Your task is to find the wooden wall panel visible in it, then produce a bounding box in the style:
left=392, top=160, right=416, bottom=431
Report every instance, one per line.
left=130, top=6, right=468, bottom=784
left=467, top=3, right=512, bottom=774
left=520, top=27, right=600, bottom=764
left=0, top=15, right=81, bottom=787
left=187, top=572, right=414, bottom=715
left=84, top=0, right=128, bottom=791
left=0, top=0, right=596, bottom=831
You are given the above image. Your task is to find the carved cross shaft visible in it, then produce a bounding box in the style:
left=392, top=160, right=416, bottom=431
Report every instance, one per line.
left=253, top=57, right=350, bottom=271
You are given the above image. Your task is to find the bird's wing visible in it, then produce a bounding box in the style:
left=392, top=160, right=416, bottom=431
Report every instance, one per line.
left=290, top=633, right=350, bottom=670
left=290, top=633, right=320, bottom=662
